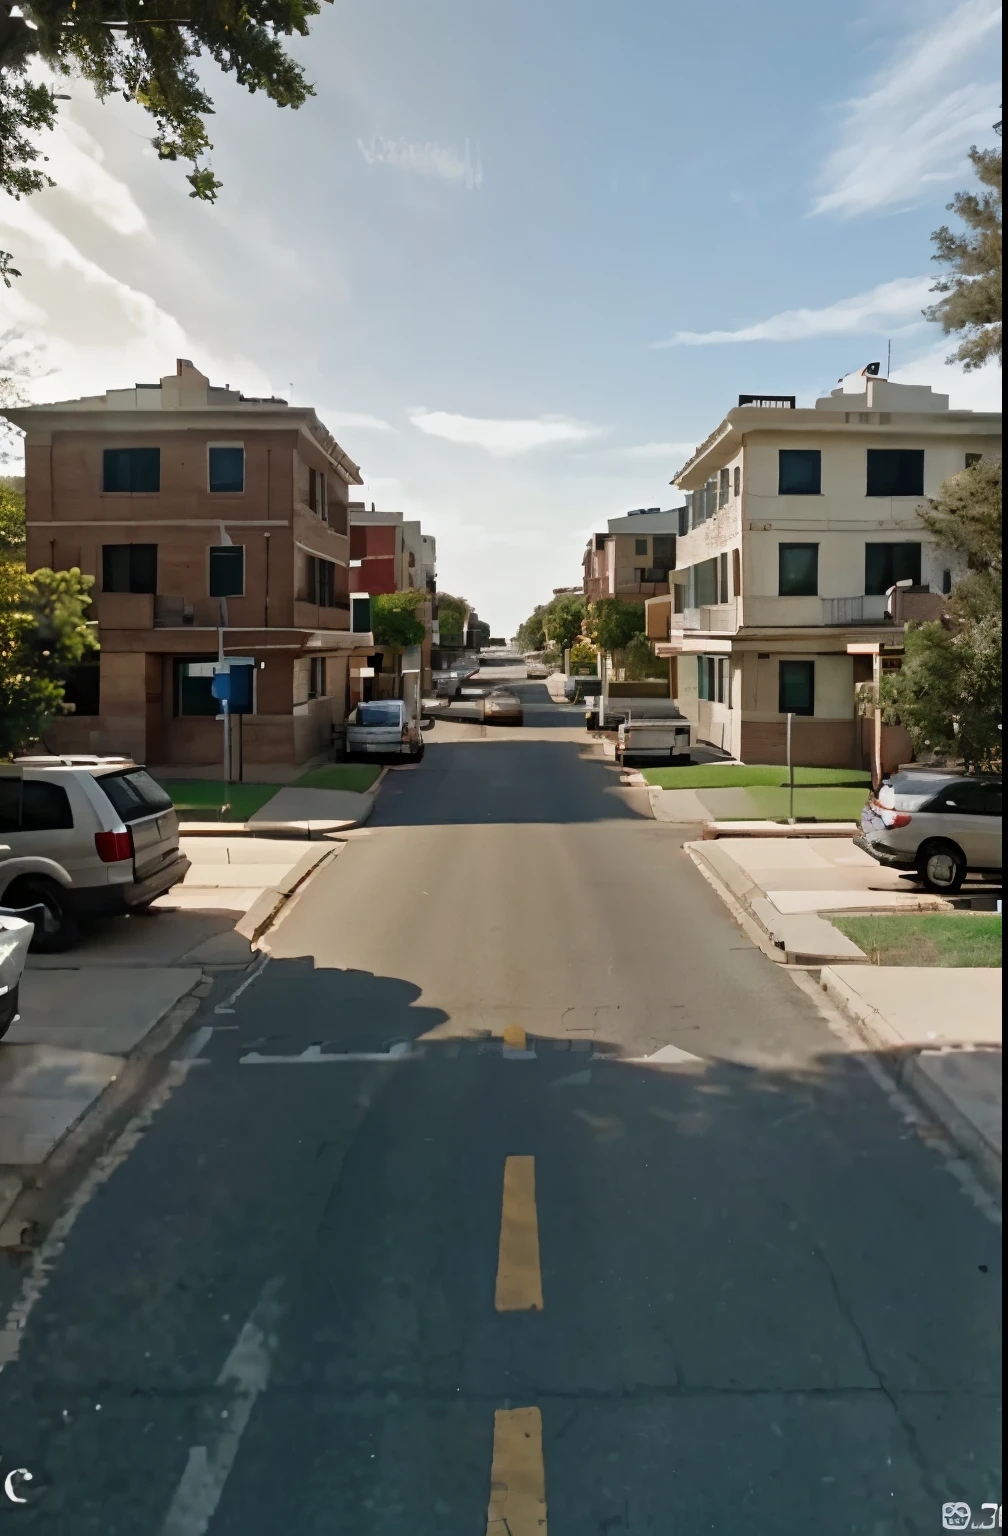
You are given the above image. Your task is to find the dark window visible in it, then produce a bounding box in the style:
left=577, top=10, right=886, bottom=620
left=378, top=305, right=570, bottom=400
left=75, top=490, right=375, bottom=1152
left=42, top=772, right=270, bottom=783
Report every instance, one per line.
left=318, top=560, right=336, bottom=607
left=358, top=702, right=402, bottom=726
left=173, top=658, right=219, bottom=717
left=208, top=445, right=245, bottom=493
left=652, top=534, right=675, bottom=571
left=99, top=769, right=172, bottom=824
left=308, top=467, right=328, bottom=517
left=20, top=780, right=74, bottom=831
left=209, top=545, right=244, bottom=598
left=697, top=656, right=716, bottom=701
left=778, top=543, right=819, bottom=596
left=965, top=452, right=983, bottom=468
left=0, top=778, right=19, bottom=834
left=718, top=467, right=729, bottom=509
left=865, top=542, right=922, bottom=596
left=351, top=594, right=371, bottom=633
left=779, top=660, right=815, bottom=716
left=866, top=449, right=924, bottom=497
left=717, top=657, right=728, bottom=703
left=308, top=657, right=326, bottom=700
left=59, top=660, right=100, bottom=716
left=634, top=538, right=648, bottom=557
left=678, top=506, right=689, bottom=537
left=102, top=447, right=160, bottom=493
left=733, top=465, right=741, bottom=498
left=719, top=551, right=729, bottom=602
left=942, top=568, right=952, bottom=595
left=102, top=543, right=157, bottom=594
left=778, top=449, right=821, bottom=495
left=934, top=781, right=1002, bottom=816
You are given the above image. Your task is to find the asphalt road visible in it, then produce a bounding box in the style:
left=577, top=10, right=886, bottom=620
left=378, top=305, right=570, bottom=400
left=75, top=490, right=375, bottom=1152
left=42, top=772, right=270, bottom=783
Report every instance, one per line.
left=0, top=673, right=1001, bottom=1534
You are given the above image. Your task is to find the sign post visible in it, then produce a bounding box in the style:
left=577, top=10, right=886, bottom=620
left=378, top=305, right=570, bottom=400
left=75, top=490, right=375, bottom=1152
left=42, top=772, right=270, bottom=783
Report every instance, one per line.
left=211, top=670, right=233, bottom=817
left=786, top=712, right=795, bottom=824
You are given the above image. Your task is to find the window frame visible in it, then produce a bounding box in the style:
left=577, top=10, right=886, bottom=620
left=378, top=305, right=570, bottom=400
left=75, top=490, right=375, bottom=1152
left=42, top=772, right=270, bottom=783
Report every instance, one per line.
left=173, top=656, right=219, bottom=718
left=778, top=542, right=819, bottom=598
left=778, top=449, right=821, bottom=496
left=733, top=465, right=741, bottom=498
left=207, top=442, right=245, bottom=494
left=634, top=537, right=648, bottom=557
left=208, top=544, right=246, bottom=599
left=102, top=446, right=161, bottom=495
left=865, top=448, right=925, bottom=498
left=778, top=659, right=815, bottom=717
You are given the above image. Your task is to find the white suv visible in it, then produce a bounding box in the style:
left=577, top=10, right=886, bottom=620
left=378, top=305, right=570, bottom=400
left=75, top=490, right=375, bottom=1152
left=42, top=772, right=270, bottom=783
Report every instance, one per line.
left=0, top=757, right=190, bottom=952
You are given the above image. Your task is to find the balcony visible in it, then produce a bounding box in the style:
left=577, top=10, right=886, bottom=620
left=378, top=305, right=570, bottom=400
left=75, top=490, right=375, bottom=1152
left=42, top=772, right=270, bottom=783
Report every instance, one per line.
left=97, top=592, right=154, bottom=630
left=682, top=601, right=737, bottom=634
left=821, top=596, right=888, bottom=626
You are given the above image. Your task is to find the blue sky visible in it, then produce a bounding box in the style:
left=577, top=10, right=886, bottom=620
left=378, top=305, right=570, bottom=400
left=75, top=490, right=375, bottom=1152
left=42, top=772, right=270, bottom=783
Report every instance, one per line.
left=1, top=0, right=1002, bottom=634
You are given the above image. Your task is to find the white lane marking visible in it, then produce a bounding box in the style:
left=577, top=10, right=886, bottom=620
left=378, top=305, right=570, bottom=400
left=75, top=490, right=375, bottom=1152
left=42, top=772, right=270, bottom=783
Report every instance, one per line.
left=0, top=1067, right=184, bottom=1373
left=239, top=1041, right=412, bottom=1065
left=628, top=1043, right=703, bottom=1066
left=159, top=1276, right=283, bottom=1536
left=176, top=1025, right=213, bottom=1062
left=214, top=953, right=270, bottom=1016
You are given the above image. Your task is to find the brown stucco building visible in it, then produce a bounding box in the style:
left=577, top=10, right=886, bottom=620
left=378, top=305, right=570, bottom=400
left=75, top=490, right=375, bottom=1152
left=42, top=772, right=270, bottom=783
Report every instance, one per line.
left=8, top=360, right=375, bottom=770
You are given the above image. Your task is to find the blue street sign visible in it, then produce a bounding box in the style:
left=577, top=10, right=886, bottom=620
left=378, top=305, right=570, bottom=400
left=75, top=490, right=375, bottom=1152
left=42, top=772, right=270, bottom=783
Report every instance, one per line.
left=211, top=672, right=232, bottom=703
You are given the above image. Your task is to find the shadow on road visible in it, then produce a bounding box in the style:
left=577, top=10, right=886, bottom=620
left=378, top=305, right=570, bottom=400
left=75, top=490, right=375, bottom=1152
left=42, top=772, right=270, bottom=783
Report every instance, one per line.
left=0, top=953, right=1000, bottom=1535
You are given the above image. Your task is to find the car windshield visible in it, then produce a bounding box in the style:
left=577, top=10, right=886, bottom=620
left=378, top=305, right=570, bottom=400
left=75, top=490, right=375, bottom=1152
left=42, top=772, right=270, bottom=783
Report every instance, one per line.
left=97, top=768, right=174, bottom=823
left=878, top=773, right=955, bottom=809
left=357, top=703, right=402, bottom=726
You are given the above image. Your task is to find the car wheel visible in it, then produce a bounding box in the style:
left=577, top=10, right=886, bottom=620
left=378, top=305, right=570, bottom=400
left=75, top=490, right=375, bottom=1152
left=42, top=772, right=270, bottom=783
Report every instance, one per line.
left=0, top=982, right=19, bottom=1041
left=916, top=840, right=967, bottom=895
left=412, top=743, right=425, bottom=763
left=6, top=876, right=80, bottom=953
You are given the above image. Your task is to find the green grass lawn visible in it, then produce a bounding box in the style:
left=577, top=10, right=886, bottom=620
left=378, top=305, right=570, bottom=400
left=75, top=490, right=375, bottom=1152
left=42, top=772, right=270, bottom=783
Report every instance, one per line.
left=642, top=764, right=871, bottom=790
left=294, top=764, right=381, bottom=793
left=832, top=913, right=1002, bottom=968
left=731, top=786, right=869, bottom=821
left=159, top=780, right=277, bottom=821
left=160, top=764, right=379, bottom=820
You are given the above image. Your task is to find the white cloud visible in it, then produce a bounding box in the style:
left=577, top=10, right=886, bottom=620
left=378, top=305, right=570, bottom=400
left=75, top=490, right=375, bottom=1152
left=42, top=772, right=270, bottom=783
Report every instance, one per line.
left=37, top=113, right=150, bottom=237
left=652, top=275, right=933, bottom=348
left=316, top=408, right=395, bottom=434
left=356, top=135, right=483, bottom=190
left=609, top=441, right=698, bottom=461
left=811, top=0, right=1002, bottom=217
left=409, top=409, right=601, bottom=456
left=0, top=199, right=272, bottom=412
left=889, top=344, right=1003, bottom=412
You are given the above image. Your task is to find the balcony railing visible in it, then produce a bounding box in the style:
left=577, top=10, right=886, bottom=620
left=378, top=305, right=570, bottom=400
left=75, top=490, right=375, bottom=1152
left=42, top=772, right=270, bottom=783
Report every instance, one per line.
left=682, top=601, right=737, bottom=633
left=821, top=596, right=888, bottom=625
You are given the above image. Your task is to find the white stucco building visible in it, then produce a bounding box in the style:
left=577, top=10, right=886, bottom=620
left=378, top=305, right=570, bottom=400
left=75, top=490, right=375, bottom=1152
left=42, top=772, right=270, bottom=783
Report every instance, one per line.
left=645, top=369, right=1002, bottom=767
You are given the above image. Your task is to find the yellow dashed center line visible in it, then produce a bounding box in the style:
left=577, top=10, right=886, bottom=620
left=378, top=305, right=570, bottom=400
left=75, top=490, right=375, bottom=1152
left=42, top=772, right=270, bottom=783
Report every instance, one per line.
left=486, top=1406, right=548, bottom=1534
left=495, top=1155, right=543, bottom=1312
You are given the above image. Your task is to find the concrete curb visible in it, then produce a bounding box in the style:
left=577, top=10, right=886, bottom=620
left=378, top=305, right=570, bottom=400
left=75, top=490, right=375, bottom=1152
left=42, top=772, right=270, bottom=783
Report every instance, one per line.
left=819, top=966, right=1001, bottom=1187
left=235, top=842, right=343, bottom=945
left=701, top=820, right=859, bottom=840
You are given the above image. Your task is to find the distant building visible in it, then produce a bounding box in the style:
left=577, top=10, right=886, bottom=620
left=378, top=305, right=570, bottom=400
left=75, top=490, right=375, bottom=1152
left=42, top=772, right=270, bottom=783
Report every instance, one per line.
left=582, top=509, right=679, bottom=603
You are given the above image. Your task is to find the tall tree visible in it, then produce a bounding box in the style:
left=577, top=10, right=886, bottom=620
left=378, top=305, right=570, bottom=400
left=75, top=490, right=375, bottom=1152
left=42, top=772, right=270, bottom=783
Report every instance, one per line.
left=0, top=0, right=328, bottom=208
left=924, top=130, right=1002, bottom=370
left=587, top=598, right=645, bottom=655
left=435, top=593, right=469, bottom=645
left=515, top=606, right=546, bottom=654
left=369, top=590, right=427, bottom=651
left=542, top=592, right=585, bottom=654
left=919, top=458, right=1002, bottom=621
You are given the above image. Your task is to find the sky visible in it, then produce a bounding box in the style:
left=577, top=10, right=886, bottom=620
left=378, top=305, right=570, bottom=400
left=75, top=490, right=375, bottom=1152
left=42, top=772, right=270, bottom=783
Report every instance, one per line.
left=0, top=0, right=1002, bottom=637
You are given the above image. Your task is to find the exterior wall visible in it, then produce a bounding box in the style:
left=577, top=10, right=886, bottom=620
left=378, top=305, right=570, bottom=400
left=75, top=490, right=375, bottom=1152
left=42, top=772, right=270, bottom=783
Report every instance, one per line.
left=350, top=521, right=399, bottom=594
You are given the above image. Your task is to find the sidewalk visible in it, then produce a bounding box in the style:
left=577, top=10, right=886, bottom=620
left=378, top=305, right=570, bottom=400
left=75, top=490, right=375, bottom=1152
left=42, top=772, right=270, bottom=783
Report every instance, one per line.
left=820, top=966, right=1001, bottom=1185
left=180, top=779, right=382, bottom=838
left=0, top=835, right=340, bottom=1222
left=688, top=833, right=1002, bottom=1184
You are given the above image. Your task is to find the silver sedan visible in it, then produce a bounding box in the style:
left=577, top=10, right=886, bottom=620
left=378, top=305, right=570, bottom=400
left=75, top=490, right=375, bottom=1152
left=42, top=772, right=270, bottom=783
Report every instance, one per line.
left=483, top=689, right=523, bottom=725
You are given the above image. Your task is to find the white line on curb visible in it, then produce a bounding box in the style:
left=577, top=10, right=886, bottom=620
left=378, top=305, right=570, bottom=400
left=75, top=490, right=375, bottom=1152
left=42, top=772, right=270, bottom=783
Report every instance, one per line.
left=176, top=1026, right=213, bottom=1062
left=159, top=1276, right=284, bottom=1536
left=214, top=953, right=270, bottom=1016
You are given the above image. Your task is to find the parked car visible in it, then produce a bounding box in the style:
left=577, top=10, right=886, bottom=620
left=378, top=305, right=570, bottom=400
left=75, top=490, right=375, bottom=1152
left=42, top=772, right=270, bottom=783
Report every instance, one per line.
left=0, top=858, right=39, bottom=1037
left=0, top=757, right=191, bottom=952
left=856, top=770, right=1002, bottom=894
left=345, top=700, right=424, bottom=761
left=617, top=714, right=693, bottom=765
left=484, top=689, right=523, bottom=725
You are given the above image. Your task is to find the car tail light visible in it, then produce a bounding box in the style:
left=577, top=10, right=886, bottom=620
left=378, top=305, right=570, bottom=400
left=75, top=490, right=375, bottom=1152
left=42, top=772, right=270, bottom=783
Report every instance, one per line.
left=94, top=829, right=133, bottom=862
left=878, top=808, right=912, bottom=829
